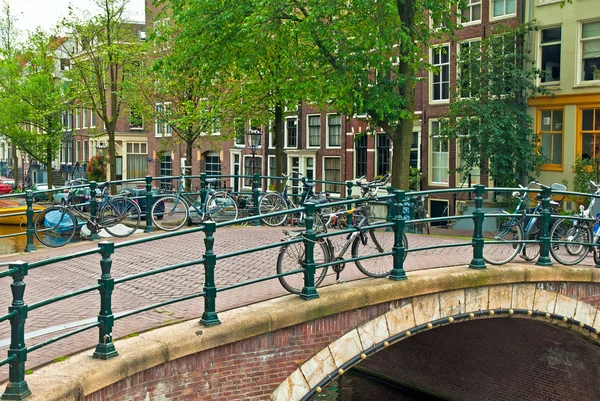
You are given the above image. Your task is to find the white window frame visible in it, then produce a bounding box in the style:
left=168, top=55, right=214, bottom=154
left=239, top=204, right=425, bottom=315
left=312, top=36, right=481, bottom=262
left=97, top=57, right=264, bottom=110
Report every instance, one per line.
left=457, top=38, right=481, bottom=99
left=243, top=155, right=263, bottom=188
left=490, top=0, right=516, bottom=21
left=75, top=108, right=81, bottom=129
left=428, top=120, right=449, bottom=186
left=89, top=110, right=96, bottom=128
left=306, top=114, right=321, bottom=148
left=578, top=20, right=600, bottom=85
left=326, top=114, right=342, bottom=148
left=430, top=43, right=450, bottom=104
left=155, top=102, right=172, bottom=138
left=322, top=156, right=342, bottom=194
left=284, top=116, right=298, bottom=149
left=459, top=0, right=482, bottom=26
left=455, top=118, right=482, bottom=187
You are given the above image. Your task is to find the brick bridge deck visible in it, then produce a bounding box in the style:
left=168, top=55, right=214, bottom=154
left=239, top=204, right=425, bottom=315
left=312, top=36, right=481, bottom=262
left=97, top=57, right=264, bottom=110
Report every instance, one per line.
left=0, top=226, right=594, bottom=382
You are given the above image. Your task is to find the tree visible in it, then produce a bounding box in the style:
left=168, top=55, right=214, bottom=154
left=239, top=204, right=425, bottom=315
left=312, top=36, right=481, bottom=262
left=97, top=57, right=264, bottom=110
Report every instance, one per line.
left=439, top=23, right=548, bottom=188
left=158, top=0, right=329, bottom=191
left=61, top=0, right=143, bottom=192
left=0, top=30, right=72, bottom=189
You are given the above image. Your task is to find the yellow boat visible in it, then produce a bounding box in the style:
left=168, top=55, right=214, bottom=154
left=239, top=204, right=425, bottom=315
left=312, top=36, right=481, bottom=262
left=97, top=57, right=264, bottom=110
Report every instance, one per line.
left=0, top=204, right=45, bottom=226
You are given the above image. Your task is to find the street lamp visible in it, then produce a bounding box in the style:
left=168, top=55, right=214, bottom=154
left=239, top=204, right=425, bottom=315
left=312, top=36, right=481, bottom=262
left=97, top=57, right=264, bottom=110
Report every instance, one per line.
left=96, top=142, right=107, bottom=156
left=246, top=128, right=262, bottom=175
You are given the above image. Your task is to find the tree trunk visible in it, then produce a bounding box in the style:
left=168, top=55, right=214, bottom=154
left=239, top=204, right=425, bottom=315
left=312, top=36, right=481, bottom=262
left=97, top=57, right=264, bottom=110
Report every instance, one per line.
left=186, top=140, right=193, bottom=192
left=46, top=141, right=53, bottom=189
left=273, top=103, right=284, bottom=192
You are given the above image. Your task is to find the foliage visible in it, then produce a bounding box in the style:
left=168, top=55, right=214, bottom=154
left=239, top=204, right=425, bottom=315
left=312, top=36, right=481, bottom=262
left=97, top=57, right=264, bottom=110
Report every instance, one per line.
left=572, top=156, right=600, bottom=198
left=439, top=23, right=548, bottom=188
left=87, top=155, right=107, bottom=182
left=409, top=167, right=422, bottom=191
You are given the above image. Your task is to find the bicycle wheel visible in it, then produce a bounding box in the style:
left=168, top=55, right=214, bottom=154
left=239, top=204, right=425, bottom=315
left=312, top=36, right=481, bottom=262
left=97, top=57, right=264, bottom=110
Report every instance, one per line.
left=259, top=193, right=288, bottom=226
left=152, top=195, right=188, bottom=231
left=277, top=239, right=330, bottom=294
left=100, top=197, right=141, bottom=237
left=593, top=235, right=600, bottom=265
left=34, top=206, right=77, bottom=247
left=352, top=228, right=396, bottom=277
left=549, top=218, right=592, bottom=265
left=206, top=192, right=238, bottom=223
left=482, top=220, right=523, bottom=265
left=521, top=222, right=540, bottom=261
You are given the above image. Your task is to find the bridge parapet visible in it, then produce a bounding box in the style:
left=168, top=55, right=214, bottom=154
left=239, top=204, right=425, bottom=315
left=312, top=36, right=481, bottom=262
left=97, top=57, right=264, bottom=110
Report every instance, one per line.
left=11, top=264, right=600, bottom=401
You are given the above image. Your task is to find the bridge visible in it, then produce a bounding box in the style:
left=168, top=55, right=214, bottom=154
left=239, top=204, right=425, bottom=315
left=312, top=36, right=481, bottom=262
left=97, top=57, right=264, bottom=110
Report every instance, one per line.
left=1, top=183, right=600, bottom=400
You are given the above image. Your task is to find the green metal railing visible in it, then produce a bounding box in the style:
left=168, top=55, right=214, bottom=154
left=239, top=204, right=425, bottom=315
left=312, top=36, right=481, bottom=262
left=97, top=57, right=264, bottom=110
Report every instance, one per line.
left=2, top=181, right=600, bottom=399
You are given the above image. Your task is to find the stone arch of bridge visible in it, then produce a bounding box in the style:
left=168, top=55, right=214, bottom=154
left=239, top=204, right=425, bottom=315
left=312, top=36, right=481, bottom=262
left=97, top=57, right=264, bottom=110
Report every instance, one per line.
left=269, top=285, right=600, bottom=401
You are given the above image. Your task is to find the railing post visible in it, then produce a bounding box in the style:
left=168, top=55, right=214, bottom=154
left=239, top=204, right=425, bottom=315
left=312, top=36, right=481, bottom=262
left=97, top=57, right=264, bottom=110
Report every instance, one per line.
left=252, top=173, right=261, bottom=226
left=469, top=184, right=486, bottom=269
left=1, top=261, right=31, bottom=400
left=200, top=221, right=220, bottom=326
left=345, top=181, right=354, bottom=228
left=385, top=186, right=395, bottom=232
left=200, top=173, right=207, bottom=206
left=300, top=202, right=319, bottom=300
left=89, top=181, right=100, bottom=241
left=144, top=176, right=154, bottom=233
left=24, top=191, right=35, bottom=252
left=389, top=190, right=408, bottom=281
left=536, top=186, right=553, bottom=266
left=93, top=241, right=118, bottom=359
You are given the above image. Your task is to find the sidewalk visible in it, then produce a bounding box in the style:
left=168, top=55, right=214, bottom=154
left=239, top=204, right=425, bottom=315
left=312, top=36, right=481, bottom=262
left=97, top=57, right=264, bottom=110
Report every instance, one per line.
left=0, top=226, right=537, bottom=381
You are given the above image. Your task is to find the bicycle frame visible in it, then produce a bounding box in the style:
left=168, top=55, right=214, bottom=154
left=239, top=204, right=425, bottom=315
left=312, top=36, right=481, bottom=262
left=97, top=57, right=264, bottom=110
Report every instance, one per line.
left=169, top=176, right=218, bottom=219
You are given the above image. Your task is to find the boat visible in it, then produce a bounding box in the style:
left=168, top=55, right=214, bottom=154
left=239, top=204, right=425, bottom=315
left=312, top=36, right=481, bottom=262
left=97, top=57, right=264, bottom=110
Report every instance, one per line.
left=43, top=210, right=85, bottom=233
left=0, top=201, right=45, bottom=226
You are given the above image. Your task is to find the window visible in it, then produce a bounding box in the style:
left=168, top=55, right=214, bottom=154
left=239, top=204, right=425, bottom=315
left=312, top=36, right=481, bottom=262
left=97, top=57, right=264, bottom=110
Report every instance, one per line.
left=155, top=103, right=172, bottom=137
left=355, top=135, right=367, bottom=178
left=323, top=157, right=341, bottom=193
left=460, top=0, right=481, bottom=25
left=580, top=108, right=600, bottom=160
left=285, top=117, right=298, bottom=148
left=60, top=58, right=70, bottom=71
left=491, top=0, right=516, bottom=19
left=458, top=40, right=481, bottom=98
left=430, top=121, right=449, bottom=185
left=540, top=27, right=561, bottom=84
left=62, top=111, right=73, bottom=131
left=539, top=109, right=563, bottom=167
left=75, top=108, right=81, bottom=129
left=268, top=155, right=277, bottom=189
left=234, top=119, right=245, bottom=146
left=410, top=132, right=420, bottom=169
left=244, top=156, right=262, bottom=186
left=327, top=114, right=342, bottom=147
left=581, top=21, right=600, bottom=82
left=431, top=45, right=450, bottom=102
left=159, top=154, right=172, bottom=190
left=307, top=115, right=321, bottom=147
left=456, top=121, right=482, bottom=186
left=205, top=152, right=221, bottom=178
left=376, top=133, right=391, bottom=177
left=490, top=34, right=516, bottom=95
left=126, top=142, right=148, bottom=179
left=130, top=110, right=143, bottom=130
left=83, top=141, right=89, bottom=162
left=89, top=110, right=96, bottom=128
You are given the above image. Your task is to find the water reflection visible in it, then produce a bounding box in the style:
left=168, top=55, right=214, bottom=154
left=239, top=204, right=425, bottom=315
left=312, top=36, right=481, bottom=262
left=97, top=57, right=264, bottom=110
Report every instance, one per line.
left=0, top=224, right=35, bottom=255
left=310, top=370, right=439, bottom=401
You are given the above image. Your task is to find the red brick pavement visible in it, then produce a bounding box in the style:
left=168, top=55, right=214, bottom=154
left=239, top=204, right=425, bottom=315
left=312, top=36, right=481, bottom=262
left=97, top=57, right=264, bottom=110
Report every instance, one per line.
left=0, top=226, right=592, bottom=382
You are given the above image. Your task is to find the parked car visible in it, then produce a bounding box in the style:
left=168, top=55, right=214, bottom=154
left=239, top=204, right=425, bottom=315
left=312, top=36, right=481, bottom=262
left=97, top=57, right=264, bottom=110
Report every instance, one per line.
left=32, top=183, right=49, bottom=202
left=118, top=187, right=164, bottom=220
left=0, top=181, right=12, bottom=195
left=52, top=186, right=101, bottom=212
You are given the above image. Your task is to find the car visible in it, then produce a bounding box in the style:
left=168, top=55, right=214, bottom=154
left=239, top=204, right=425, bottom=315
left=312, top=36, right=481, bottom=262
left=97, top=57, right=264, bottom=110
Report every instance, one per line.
left=52, top=186, right=101, bottom=212
left=32, top=183, right=50, bottom=202
left=118, top=187, right=164, bottom=220
left=0, top=181, right=12, bottom=195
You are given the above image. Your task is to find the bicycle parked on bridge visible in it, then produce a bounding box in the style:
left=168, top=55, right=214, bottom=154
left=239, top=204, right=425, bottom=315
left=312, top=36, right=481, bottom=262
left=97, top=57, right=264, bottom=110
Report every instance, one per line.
left=548, top=180, right=600, bottom=265
left=150, top=168, right=239, bottom=231
left=277, top=205, right=408, bottom=294
left=482, top=181, right=565, bottom=265
left=258, top=171, right=334, bottom=228
left=34, top=179, right=141, bottom=247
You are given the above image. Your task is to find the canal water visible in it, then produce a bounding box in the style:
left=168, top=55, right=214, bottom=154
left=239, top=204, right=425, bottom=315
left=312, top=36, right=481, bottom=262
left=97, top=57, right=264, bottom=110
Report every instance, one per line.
left=0, top=224, right=42, bottom=255
left=310, top=370, right=440, bottom=400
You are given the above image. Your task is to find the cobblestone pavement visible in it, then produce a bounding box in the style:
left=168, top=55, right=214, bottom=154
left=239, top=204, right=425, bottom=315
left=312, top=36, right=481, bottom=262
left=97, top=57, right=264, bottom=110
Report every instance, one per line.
left=0, top=225, right=592, bottom=382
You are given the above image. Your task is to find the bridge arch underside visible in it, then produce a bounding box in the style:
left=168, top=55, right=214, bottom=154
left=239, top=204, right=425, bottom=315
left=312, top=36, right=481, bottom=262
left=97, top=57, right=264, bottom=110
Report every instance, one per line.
left=17, top=266, right=600, bottom=401
left=317, top=318, right=600, bottom=401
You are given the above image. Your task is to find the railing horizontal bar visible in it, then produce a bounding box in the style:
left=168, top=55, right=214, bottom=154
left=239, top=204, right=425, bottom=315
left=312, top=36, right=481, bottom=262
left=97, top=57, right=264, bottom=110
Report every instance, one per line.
left=27, top=322, right=100, bottom=353
left=113, top=224, right=206, bottom=249
left=0, top=268, right=17, bottom=279
left=115, top=291, right=206, bottom=321
left=406, top=242, right=472, bottom=253
left=0, top=354, right=16, bottom=368
left=29, top=284, right=102, bottom=311
left=216, top=240, right=292, bottom=261
left=216, top=271, right=283, bottom=293
left=0, top=310, right=17, bottom=324
left=29, top=248, right=100, bottom=270
left=406, top=188, right=473, bottom=197
left=115, top=259, right=205, bottom=285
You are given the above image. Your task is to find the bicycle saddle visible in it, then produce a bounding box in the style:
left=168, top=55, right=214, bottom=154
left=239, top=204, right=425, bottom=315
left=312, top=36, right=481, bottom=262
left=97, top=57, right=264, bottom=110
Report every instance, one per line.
left=97, top=182, right=110, bottom=190
left=205, top=178, right=217, bottom=183
left=303, top=181, right=316, bottom=188
left=305, top=198, right=329, bottom=205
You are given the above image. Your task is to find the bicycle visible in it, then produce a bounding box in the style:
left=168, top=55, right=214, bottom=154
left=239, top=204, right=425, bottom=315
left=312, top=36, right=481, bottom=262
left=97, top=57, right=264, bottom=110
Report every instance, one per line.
left=549, top=181, right=599, bottom=265
left=482, top=181, right=564, bottom=265
left=276, top=205, right=408, bottom=294
left=150, top=169, right=238, bottom=231
left=34, top=179, right=141, bottom=247
left=258, top=171, right=332, bottom=228
left=413, top=194, right=430, bottom=235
